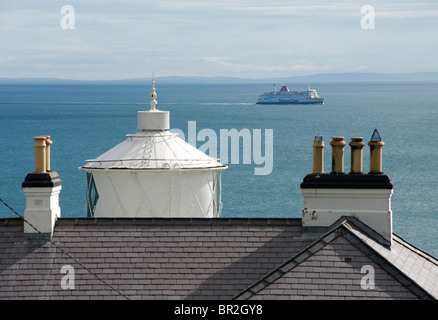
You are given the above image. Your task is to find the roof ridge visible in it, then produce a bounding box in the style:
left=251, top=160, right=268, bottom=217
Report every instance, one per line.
left=334, top=216, right=391, bottom=248
left=54, top=217, right=303, bottom=227
left=0, top=218, right=24, bottom=226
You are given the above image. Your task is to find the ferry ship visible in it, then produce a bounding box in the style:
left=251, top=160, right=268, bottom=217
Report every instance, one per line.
left=256, top=84, right=324, bottom=105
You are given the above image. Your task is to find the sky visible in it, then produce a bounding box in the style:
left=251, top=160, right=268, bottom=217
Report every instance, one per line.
left=1, top=0, right=438, bottom=80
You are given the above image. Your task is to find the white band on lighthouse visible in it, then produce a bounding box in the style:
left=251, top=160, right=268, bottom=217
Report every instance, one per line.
left=138, top=110, right=170, bottom=130
left=138, top=75, right=170, bottom=131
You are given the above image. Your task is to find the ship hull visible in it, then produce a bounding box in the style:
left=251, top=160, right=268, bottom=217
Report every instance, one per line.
left=256, top=99, right=324, bottom=105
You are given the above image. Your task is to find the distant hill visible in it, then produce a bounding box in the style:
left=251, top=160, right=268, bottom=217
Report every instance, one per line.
left=1, top=72, right=438, bottom=84
left=275, top=72, right=438, bottom=83
left=159, top=72, right=438, bottom=83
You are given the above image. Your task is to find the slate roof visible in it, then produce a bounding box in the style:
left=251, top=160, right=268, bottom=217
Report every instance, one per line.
left=234, top=217, right=438, bottom=300
left=0, top=217, right=437, bottom=300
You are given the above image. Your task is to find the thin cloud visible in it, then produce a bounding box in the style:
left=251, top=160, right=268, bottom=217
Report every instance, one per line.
left=0, top=56, right=15, bottom=63
left=377, top=10, right=438, bottom=19
left=1, top=0, right=438, bottom=79
left=202, top=56, right=331, bottom=74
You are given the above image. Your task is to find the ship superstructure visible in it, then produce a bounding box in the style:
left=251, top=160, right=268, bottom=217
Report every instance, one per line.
left=257, top=84, right=324, bottom=105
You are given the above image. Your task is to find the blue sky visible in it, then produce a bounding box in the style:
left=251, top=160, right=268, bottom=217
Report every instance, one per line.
left=1, top=0, right=438, bottom=80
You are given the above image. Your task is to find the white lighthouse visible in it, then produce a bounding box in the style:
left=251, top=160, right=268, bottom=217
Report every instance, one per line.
left=80, top=77, right=227, bottom=218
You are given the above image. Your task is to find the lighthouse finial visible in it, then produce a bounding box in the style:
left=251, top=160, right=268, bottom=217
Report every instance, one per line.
left=150, top=73, right=157, bottom=111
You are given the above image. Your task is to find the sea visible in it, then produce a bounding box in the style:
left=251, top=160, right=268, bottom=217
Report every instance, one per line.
left=1, top=81, right=437, bottom=257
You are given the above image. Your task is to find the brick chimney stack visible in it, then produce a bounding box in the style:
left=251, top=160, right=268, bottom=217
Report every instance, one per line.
left=22, top=136, right=62, bottom=240
left=301, top=130, right=393, bottom=245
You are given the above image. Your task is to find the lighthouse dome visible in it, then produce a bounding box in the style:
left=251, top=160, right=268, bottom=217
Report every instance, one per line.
left=81, top=130, right=225, bottom=170
left=79, top=77, right=227, bottom=218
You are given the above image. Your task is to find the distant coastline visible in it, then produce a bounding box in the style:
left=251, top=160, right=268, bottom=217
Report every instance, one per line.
left=1, top=72, right=438, bottom=85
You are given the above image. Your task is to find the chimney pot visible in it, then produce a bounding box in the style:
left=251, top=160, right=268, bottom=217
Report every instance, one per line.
left=34, top=136, right=47, bottom=173
left=349, top=137, right=365, bottom=174
left=368, top=129, right=384, bottom=174
left=45, top=136, right=52, bottom=172
left=330, top=137, right=346, bottom=174
left=312, top=135, right=324, bottom=174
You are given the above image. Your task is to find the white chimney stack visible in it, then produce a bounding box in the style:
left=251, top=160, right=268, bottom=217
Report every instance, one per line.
left=22, top=136, right=62, bottom=240
left=301, top=130, right=393, bottom=245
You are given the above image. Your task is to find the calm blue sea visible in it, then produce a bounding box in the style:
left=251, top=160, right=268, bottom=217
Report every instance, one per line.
left=1, top=81, right=437, bottom=257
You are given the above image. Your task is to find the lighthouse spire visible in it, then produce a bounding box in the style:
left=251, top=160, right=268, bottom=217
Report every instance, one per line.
left=136, top=73, right=170, bottom=131
left=150, top=73, right=157, bottom=111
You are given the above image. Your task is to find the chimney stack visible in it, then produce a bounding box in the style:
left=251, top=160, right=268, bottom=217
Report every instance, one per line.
left=301, top=130, right=393, bottom=245
left=22, top=136, right=62, bottom=240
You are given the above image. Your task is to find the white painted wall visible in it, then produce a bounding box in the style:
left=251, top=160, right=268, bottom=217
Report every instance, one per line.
left=23, top=185, right=61, bottom=237
left=301, top=188, right=393, bottom=243
left=90, top=168, right=223, bottom=218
